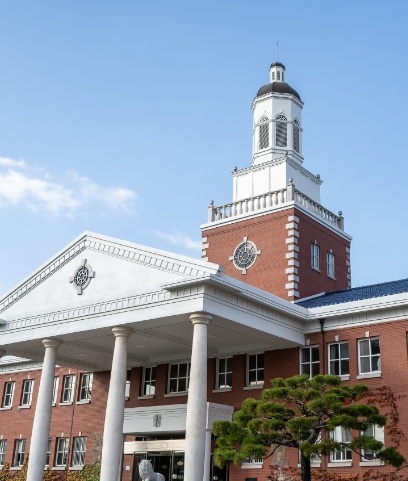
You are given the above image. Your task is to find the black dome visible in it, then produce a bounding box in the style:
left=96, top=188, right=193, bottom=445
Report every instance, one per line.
left=270, top=62, right=286, bottom=70
left=256, top=81, right=301, bottom=100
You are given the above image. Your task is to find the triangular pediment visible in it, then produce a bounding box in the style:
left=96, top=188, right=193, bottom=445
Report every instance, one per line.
left=0, top=232, right=222, bottom=318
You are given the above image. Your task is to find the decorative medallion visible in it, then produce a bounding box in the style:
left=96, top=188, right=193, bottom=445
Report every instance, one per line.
left=69, top=259, right=95, bottom=295
left=153, top=414, right=162, bottom=428
left=229, top=237, right=260, bottom=274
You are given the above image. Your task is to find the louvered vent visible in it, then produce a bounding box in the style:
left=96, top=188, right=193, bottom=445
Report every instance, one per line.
left=293, top=126, right=300, bottom=152
left=276, top=122, right=287, bottom=147
left=259, top=123, right=269, bottom=149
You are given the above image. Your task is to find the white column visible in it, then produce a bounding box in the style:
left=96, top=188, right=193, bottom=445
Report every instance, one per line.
left=27, top=338, right=62, bottom=481
left=203, top=428, right=212, bottom=481
left=100, top=326, right=133, bottom=481
left=184, top=312, right=212, bottom=481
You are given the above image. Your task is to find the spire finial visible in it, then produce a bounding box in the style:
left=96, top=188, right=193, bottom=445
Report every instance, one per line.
left=276, top=41, right=279, bottom=62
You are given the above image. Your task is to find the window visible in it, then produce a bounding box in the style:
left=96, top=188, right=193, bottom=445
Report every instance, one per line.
left=361, top=425, right=384, bottom=461
left=329, top=342, right=349, bottom=377
left=311, top=243, right=320, bottom=270
left=247, top=353, right=264, bottom=386
left=71, top=437, right=87, bottom=467
left=13, top=439, right=26, bottom=467
left=61, top=375, right=76, bottom=403
left=55, top=438, right=69, bottom=467
left=327, top=252, right=335, bottom=278
left=271, top=71, right=275, bottom=81
left=2, top=382, right=15, bottom=408
left=20, top=380, right=33, bottom=407
left=168, top=362, right=190, bottom=393
left=216, top=357, right=232, bottom=389
left=331, top=427, right=352, bottom=462
left=277, top=71, right=281, bottom=80
left=0, top=440, right=6, bottom=467
left=142, top=367, right=156, bottom=396
left=46, top=439, right=51, bottom=467
left=242, top=456, right=263, bottom=469
left=300, top=346, right=319, bottom=378
left=78, top=373, right=93, bottom=401
left=275, top=114, right=287, bottom=147
left=358, top=338, right=381, bottom=374
left=52, top=377, right=59, bottom=405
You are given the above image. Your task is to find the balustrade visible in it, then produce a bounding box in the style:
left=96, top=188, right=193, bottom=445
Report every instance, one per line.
left=208, top=187, right=344, bottom=230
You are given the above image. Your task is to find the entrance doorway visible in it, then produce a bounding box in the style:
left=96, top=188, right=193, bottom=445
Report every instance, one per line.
left=133, top=452, right=184, bottom=480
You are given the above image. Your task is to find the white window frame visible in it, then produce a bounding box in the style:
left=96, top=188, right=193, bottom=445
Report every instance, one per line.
left=330, top=427, right=352, bottom=463
left=20, top=380, right=33, bottom=407
left=0, top=439, right=6, bottom=467
left=311, top=243, right=320, bottom=270
left=2, top=381, right=15, bottom=408
left=13, top=439, right=26, bottom=467
left=328, top=342, right=350, bottom=378
left=168, top=362, right=190, bottom=393
left=45, top=439, right=51, bottom=467
left=216, top=357, right=233, bottom=389
left=300, top=346, right=320, bottom=378
left=246, top=353, right=264, bottom=387
left=61, top=375, right=76, bottom=403
left=55, top=438, right=69, bottom=467
left=327, top=252, right=335, bottom=278
left=142, top=366, right=156, bottom=396
left=71, top=436, right=87, bottom=467
left=361, top=425, right=384, bottom=465
left=52, top=377, right=59, bottom=405
left=78, top=373, right=93, bottom=402
left=358, top=338, right=381, bottom=376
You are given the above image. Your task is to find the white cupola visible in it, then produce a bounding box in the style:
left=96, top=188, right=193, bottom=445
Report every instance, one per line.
left=251, top=62, right=304, bottom=166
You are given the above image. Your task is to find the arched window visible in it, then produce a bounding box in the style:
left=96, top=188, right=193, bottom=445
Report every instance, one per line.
left=293, top=118, right=300, bottom=153
left=275, top=114, right=287, bottom=147
left=258, top=116, right=269, bottom=150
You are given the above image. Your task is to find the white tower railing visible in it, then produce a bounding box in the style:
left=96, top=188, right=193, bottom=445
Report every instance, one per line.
left=207, top=183, right=344, bottom=230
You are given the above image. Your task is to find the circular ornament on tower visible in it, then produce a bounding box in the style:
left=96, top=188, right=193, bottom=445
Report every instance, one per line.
left=229, top=237, right=261, bottom=274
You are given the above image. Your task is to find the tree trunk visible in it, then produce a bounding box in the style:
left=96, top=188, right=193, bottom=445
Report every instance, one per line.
left=300, top=452, right=311, bottom=481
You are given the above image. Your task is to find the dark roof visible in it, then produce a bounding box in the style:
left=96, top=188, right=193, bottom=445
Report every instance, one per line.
left=270, top=62, right=286, bottom=69
left=256, top=81, right=301, bottom=100
left=296, top=278, right=408, bottom=308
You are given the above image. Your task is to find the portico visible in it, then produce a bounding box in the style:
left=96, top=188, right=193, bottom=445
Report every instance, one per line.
left=0, top=232, right=307, bottom=480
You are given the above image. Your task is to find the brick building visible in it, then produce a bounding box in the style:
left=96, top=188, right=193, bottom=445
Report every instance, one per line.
left=0, top=62, right=407, bottom=481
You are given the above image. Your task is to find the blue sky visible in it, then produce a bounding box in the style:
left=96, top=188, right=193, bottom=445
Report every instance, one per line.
left=0, top=1, right=407, bottom=295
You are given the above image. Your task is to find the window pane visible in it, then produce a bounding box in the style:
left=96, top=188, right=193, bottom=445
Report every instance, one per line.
left=340, top=343, right=349, bottom=358
left=226, top=373, right=232, bottom=387
left=301, top=364, right=311, bottom=377
left=248, top=355, right=256, bottom=370
left=360, top=357, right=370, bottom=373
left=360, top=340, right=369, bottom=356
left=301, top=349, right=310, bottom=363
left=170, top=365, right=178, bottom=378
left=257, top=354, right=264, bottom=369
left=371, top=356, right=380, bottom=371
left=179, top=363, right=187, bottom=378
left=340, top=359, right=349, bottom=375
left=178, top=378, right=186, bottom=392
left=219, top=358, right=225, bottom=373
left=371, top=339, right=380, bottom=355
left=330, top=360, right=339, bottom=375
left=226, top=358, right=232, bottom=372
left=311, top=347, right=319, bottom=363
left=311, top=363, right=320, bottom=377
left=330, top=344, right=339, bottom=359
left=248, top=370, right=257, bottom=385
left=169, top=379, right=177, bottom=393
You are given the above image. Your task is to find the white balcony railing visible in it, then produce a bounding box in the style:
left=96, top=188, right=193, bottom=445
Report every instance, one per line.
left=207, top=182, right=344, bottom=230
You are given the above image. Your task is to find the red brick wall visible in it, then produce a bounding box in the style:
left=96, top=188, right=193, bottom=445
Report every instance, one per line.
left=0, top=366, right=107, bottom=470
left=202, top=207, right=351, bottom=301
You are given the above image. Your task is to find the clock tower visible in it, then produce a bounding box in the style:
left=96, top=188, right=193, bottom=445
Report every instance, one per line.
left=201, top=63, right=352, bottom=301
